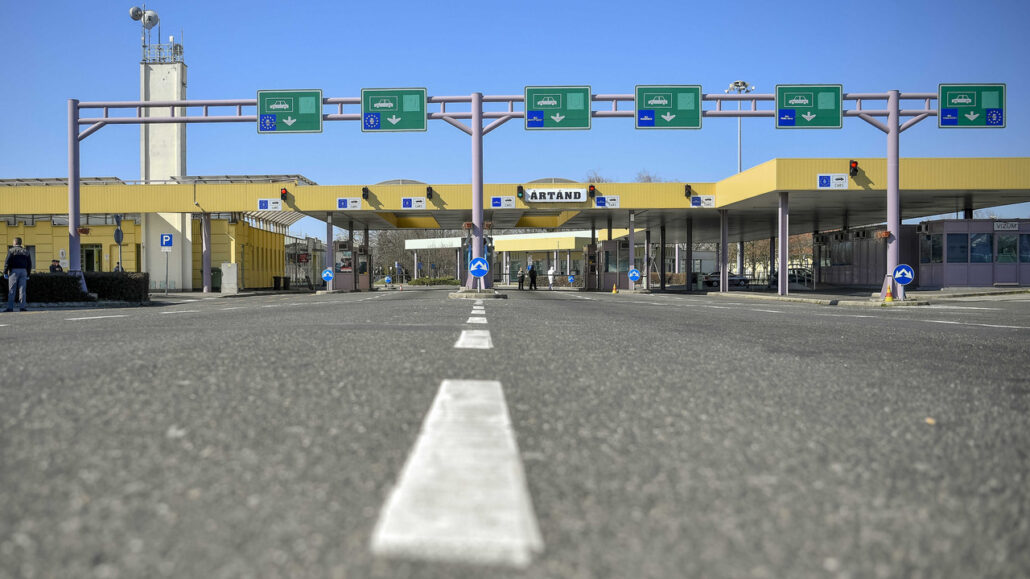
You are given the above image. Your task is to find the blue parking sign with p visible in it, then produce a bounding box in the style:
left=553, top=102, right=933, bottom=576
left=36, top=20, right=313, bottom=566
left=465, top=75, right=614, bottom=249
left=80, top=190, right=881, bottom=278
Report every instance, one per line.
left=160, top=234, right=173, bottom=247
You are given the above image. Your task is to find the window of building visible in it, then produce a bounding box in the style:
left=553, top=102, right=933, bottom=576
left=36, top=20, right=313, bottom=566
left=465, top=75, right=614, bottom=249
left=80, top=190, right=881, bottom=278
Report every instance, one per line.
left=920, top=234, right=943, bottom=263
left=996, top=234, right=1017, bottom=263
left=970, top=233, right=993, bottom=263
left=1021, top=235, right=1030, bottom=263
left=830, top=240, right=852, bottom=266
left=947, top=233, right=968, bottom=263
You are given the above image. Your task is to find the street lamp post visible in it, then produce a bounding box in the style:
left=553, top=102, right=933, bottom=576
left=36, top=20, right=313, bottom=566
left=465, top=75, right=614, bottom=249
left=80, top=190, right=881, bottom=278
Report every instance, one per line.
left=725, top=80, right=756, bottom=173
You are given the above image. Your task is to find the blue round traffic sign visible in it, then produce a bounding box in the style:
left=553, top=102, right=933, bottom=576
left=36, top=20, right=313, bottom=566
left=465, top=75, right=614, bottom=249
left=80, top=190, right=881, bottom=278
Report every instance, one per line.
left=892, top=264, right=915, bottom=286
left=469, top=257, right=489, bottom=278
left=628, top=268, right=641, bottom=282
left=568, top=275, right=575, bottom=284
left=385, top=276, right=392, bottom=284
left=321, top=268, right=334, bottom=282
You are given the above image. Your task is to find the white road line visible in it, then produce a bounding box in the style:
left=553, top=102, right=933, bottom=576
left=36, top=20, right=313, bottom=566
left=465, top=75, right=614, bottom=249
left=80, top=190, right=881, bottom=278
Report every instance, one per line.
left=751, top=309, right=783, bottom=314
left=454, top=330, right=493, bottom=349
left=371, top=379, right=543, bottom=568
left=925, top=305, right=1001, bottom=310
left=474, top=300, right=484, bottom=305
left=65, top=314, right=129, bottom=321
left=466, top=317, right=488, bottom=324
left=471, top=308, right=486, bottom=314
left=0, top=324, right=8, bottom=327
left=159, top=310, right=201, bottom=315
left=219, top=306, right=246, bottom=311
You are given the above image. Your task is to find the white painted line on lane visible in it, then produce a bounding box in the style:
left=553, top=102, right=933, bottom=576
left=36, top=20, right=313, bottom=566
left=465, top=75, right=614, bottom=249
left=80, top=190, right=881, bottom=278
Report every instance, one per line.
left=466, top=317, right=488, bottom=324
left=65, top=314, right=129, bottom=321
left=371, top=379, right=543, bottom=568
left=474, top=300, right=484, bottom=305
left=471, top=308, right=486, bottom=315
left=159, top=310, right=201, bottom=315
left=219, top=306, right=246, bottom=311
left=454, top=330, right=493, bottom=349
left=751, top=309, right=783, bottom=314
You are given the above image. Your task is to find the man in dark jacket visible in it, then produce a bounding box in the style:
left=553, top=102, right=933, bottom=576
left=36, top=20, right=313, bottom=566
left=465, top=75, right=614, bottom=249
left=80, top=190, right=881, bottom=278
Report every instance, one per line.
left=4, top=238, right=32, bottom=312
left=528, top=264, right=538, bottom=290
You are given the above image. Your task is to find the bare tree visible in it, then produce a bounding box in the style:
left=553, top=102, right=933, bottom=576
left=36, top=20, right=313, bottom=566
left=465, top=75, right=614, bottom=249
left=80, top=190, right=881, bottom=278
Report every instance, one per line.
left=585, top=170, right=615, bottom=183
left=635, top=170, right=664, bottom=183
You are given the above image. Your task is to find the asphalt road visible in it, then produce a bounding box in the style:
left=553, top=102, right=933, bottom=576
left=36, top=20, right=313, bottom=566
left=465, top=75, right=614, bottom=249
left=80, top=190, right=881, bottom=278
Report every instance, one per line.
left=1, top=289, right=1028, bottom=578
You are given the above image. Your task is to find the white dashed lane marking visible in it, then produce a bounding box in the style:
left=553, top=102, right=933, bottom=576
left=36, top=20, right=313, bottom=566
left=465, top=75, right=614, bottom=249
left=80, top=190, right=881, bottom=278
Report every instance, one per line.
left=65, top=314, right=129, bottom=321
left=454, top=330, right=493, bottom=349
left=371, top=379, right=543, bottom=568
left=159, top=310, right=201, bottom=315
left=466, top=317, right=488, bottom=324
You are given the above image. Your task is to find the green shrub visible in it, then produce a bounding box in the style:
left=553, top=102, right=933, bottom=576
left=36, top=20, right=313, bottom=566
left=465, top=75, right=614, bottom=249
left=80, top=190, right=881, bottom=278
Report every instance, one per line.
left=1, top=273, right=92, bottom=303
left=407, top=277, right=461, bottom=286
left=84, top=272, right=150, bottom=302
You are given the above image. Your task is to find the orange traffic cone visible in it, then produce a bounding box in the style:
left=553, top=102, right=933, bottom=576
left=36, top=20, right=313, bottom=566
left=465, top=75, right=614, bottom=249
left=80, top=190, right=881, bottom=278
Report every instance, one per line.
left=884, top=283, right=893, bottom=303
left=612, top=283, right=618, bottom=294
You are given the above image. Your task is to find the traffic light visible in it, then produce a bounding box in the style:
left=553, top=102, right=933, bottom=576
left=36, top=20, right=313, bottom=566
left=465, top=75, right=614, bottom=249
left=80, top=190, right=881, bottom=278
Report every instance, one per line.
left=684, top=184, right=693, bottom=197
left=362, top=186, right=370, bottom=199
left=517, top=185, right=525, bottom=199
left=426, top=186, right=433, bottom=199
left=588, top=184, right=596, bottom=198
left=280, top=187, right=288, bottom=201
left=849, top=160, right=859, bottom=177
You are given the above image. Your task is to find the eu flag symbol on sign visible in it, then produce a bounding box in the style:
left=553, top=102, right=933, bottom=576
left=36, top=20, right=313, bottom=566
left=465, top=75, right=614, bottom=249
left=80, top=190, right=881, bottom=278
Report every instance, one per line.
left=259, top=200, right=269, bottom=210
left=818, top=175, right=831, bottom=188
left=595, top=197, right=606, bottom=207
left=691, top=197, right=701, bottom=207
left=637, top=109, right=655, bottom=127
left=941, top=108, right=959, bottom=125
left=778, top=109, right=796, bottom=126
left=527, top=111, right=544, bottom=128
left=363, top=113, right=381, bottom=130
left=259, top=114, right=277, bottom=131
left=986, top=109, right=1003, bottom=126
left=491, top=197, right=501, bottom=208
left=402, top=198, right=412, bottom=208
left=338, top=199, right=347, bottom=209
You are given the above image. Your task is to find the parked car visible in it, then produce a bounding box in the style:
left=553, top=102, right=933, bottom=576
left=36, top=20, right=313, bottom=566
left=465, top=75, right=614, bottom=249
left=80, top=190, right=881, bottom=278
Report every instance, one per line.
left=768, top=268, right=813, bottom=286
left=704, top=271, right=749, bottom=287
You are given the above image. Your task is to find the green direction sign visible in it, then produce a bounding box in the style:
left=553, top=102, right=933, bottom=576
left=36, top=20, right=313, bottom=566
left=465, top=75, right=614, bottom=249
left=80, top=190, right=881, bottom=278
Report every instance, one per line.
left=257, top=89, right=323, bottom=133
left=635, top=85, right=702, bottom=129
left=525, top=86, right=591, bottom=130
left=361, top=88, right=427, bottom=132
left=775, top=84, right=842, bottom=129
left=938, top=83, right=1005, bottom=128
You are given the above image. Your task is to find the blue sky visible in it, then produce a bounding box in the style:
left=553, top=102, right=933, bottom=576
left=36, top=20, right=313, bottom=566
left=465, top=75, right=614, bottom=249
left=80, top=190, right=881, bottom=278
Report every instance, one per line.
left=2, top=0, right=1028, bottom=239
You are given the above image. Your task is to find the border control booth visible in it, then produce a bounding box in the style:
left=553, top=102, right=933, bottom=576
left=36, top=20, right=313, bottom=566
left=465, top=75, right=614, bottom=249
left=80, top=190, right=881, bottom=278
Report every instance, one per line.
left=334, top=240, right=372, bottom=291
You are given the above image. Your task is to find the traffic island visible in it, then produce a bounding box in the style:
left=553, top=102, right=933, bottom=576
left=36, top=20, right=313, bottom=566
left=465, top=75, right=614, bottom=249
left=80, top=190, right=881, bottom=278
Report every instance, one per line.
left=448, top=288, right=508, bottom=300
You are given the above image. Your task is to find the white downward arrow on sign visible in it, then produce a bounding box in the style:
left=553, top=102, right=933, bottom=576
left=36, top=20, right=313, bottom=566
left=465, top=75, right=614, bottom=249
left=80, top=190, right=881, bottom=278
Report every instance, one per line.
left=387, top=115, right=402, bottom=125
left=282, top=116, right=297, bottom=126
left=801, top=112, right=817, bottom=121
left=661, top=113, right=676, bottom=122
left=551, top=114, right=565, bottom=123
left=965, top=112, right=980, bottom=121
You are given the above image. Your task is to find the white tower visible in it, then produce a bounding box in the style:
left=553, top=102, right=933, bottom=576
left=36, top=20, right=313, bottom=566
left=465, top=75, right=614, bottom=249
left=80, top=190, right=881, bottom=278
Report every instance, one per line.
left=132, top=6, right=192, bottom=290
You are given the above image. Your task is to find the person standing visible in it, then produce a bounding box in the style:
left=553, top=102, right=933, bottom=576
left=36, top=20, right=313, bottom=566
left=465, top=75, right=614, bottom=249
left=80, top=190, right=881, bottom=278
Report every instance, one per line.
left=49, top=260, right=63, bottom=272
left=517, top=268, right=525, bottom=290
left=113, top=262, right=123, bottom=272
left=547, top=265, right=555, bottom=290
left=528, top=264, right=538, bottom=290
left=4, top=237, right=32, bottom=312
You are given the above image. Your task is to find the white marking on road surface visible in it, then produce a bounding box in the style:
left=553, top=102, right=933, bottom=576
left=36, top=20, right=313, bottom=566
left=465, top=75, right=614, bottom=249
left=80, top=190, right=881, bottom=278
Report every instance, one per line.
left=159, top=310, right=200, bottom=315
left=925, top=305, right=1001, bottom=311
left=65, top=314, right=129, bottom=321
left=219, top=306, right=246, bottom=311
left=751, top=309, right=783, bottom=314
left=474, top=300, right=484, bottom=305
left=466, top=317, right=488, bottom=324
left=454, top=330, right=493, bottom=349
left=371, top=379, right=543, bottom=568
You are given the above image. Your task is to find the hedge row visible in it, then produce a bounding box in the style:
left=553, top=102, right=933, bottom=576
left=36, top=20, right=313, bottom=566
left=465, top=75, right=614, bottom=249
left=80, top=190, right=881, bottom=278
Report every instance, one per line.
left=405, top=277, right=461, bottom=286
left=0, top=272, right=149, bottom=303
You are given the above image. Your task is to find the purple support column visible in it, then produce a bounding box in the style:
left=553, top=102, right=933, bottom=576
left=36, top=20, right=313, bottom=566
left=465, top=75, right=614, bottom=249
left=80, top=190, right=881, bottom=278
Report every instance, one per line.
left=628, top=211, right=636, bottom=291
left=778, top=192, right=789, bottom=296
left=769, top=236, right=776, bottom=286
left=736, top=242, right=744, bottom=276
left=885, top=89, right=901, bottom=299
left=350, top=219, right=356, bottom=291
left=325, top=215, right=333, bottom=291
left=466, top=92, right=484, bottom=290
left=659, top=225, right=666, bottom=291
left=719, top=210, right=728, bottom=293
left=644, top=229, right=651, bottom=290
left=685, top=217, right=693, bottom=290
left=202, top=213, right=212, bottom=292
left=67, top=99, right=86, bottom=292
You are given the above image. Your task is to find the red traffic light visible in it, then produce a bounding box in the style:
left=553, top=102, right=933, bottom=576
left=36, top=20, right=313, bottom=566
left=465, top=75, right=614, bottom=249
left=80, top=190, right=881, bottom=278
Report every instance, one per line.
left=849, top=160, right=859, bottom=177
left=588, top=184, right=596, bottom=197
left=280, top=187, right=288, bottom=201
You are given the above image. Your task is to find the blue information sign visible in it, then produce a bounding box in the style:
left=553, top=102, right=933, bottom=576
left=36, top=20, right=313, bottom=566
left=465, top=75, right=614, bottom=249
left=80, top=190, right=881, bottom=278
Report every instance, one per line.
left=568, top=275, right=575, bottom=284
left=628, top=268, right=641, bottom=282
left=321, top=268, right=334, bottom=282
left=892, top=264, right=915, bottom=285
left=469, top=257, right=490, bottom=278
left=385, top=276, right=392, bottom=284
left=160, top=233, right=173, bottom=247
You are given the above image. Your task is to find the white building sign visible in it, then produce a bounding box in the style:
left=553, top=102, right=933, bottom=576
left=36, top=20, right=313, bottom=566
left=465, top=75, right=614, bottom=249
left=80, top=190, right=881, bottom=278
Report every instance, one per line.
left=524, top=188, right=587, bottom=202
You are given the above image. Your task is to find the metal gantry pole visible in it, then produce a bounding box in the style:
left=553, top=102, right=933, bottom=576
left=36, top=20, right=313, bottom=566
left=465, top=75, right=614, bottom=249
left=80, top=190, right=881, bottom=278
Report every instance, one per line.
left=202, top=213, right=212, bottom=292
left=778, top=192, right=789, bottom=296
left=67, top=99, right=86, bottom=293
left=886, top=90, right=901, bottom=300
left=469, top=92, right=485, bottom=290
